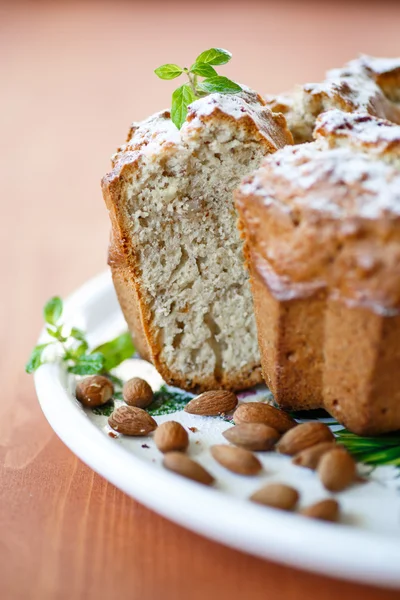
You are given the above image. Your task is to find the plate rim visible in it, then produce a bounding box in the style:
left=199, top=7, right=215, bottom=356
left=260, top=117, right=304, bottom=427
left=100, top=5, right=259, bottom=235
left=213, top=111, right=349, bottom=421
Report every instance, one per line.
left=34, top=271, right=400, bottom=589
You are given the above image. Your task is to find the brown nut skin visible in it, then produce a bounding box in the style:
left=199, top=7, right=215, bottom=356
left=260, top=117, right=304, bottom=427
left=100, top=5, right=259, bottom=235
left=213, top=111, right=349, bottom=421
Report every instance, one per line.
left=223, top=423, right=280, bottom=451
left=75, top=375, right=114, bottom=407
left=154, top=421, right=189, bottom=453
left=211, top=445, right=262, bottom=475
left=250, top=483, right=299, bottom=511
left=108, top=406, right=157, bottom=436
left=123, top=377, right=153, bottom=408
left=184, top=390, right=238, bottom=416
left=318, top=448, right=356, bottom=492
left=292, top=442, right=338, bottom=469
left=277, top=422, right=335, bottom=456
left=233, top=403, right=296, bottom=433
left=163, top=452, right=214, bottom=485
left=300, top=499, right=340, bottom=522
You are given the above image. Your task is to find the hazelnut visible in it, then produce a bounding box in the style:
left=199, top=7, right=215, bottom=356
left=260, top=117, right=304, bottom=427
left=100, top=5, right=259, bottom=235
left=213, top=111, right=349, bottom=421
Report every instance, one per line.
left=123, top=377, right=153, bottom=408
left=75, top=375, right=114, bottom=407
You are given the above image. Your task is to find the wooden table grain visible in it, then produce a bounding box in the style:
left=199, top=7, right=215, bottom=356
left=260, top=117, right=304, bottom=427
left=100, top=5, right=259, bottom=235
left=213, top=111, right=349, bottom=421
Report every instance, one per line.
left=2, top=2, right=400, bottom=598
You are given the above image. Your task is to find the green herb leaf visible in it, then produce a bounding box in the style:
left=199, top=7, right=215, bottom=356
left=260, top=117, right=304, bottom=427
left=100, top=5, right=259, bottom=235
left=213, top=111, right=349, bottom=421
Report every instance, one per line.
left=43, top=297, right=63, bottom=325
left=25, top=343, right=50, bottom=373
left=46, top=327, right=61, bottom=339
left=198, top=76, right=242, bottom=94
left=92, top=332, right=135, bottom=372
left=171, top=84, right=196, bottom=129
left=68, top=352, right=105, bottom=375
left=147, top=385, right=193, bottom=416
left=72, top=341, right=89, bottom=359
left=195, top=48, right=232, bottom=66
left=190, top=62, right=218, bottom=78
left=154, top=64, right=184, bottom=80
left=92, top=400, right=115, bottom=417
left=70, top=327, right=87, bottom=342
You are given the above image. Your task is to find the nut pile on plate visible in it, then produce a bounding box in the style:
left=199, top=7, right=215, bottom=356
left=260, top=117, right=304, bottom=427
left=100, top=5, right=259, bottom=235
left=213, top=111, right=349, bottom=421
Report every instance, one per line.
left=76, top=377, right=359, bottom=523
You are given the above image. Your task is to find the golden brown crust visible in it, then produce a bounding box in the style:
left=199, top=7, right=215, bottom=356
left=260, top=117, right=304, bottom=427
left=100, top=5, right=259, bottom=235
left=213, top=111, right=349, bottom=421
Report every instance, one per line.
left=236, top=109, right=400, bottom=434
left=102, top=92, right=291, bottom=393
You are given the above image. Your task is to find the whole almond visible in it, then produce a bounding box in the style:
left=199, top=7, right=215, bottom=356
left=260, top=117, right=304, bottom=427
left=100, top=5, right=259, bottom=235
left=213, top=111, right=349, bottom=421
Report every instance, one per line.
left=250, top=483, right=299, bottom=511
left=223, top=423, right=280, bottom=451
left=154, top=421, right=189, bottom=453
left=318, top=448, right=356, bottom=491
left=292, top=441, right=338, bottom=469
left=233, top=402, right=296, bottom=433
left=76, top=375, right=114, bottom=407
left=123, top=377, right=153, bottom=408
left=108, top=405, right=157, bottom=436
left=211, top=444, right=262, bottom=475
left=184, top=390, right=238, bottom=416
left=277, top=422, right=335, bottom=456
left=163, top=452, right=214, bottom=485
left=300, top=499, right=340, bottom=522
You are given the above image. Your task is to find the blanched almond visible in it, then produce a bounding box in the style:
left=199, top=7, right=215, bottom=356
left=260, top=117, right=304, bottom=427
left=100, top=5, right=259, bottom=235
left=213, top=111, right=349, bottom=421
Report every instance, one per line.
left=318, top=448, right=356, bottom=491
left=163, top=452, right=214, bottom=485
left=154, top=421, right=189, bottom=453
left=300, top=499, right=340, bottom=522
left=223, top=423, right=280, bottom=451
left=108, top=406, right=157, bottom=436
left=184, top=390, right=238, bottom=416
left=292, top=441, right=337, bottom=469
left=233, top=402, right=296, bottom=433
left=211, top=444, right=262, bottom=475
left=277, top=422, right=335, bottom=456
left=250, top=483, right=299, bottom=511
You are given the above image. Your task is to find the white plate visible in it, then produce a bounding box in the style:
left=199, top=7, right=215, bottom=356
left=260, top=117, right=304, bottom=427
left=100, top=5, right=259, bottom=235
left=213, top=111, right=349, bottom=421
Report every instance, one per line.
left=34, top=272, right=400, bottom=589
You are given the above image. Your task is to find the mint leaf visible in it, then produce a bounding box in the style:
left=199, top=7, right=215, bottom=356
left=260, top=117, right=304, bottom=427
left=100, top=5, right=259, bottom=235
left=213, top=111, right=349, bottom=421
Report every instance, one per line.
left=195, top=48, right=232, bottom=66
left=154, top=64, right=183, bottom=80
left=198, top=76, right=242, bottom=94
left=171, top=84, right=195, bottom=129
left=68, top=352, right=105, bottom=375
left=92, top=400, right=115, bottom=417
left=46, top=327, right=60, bottom=339
left=70, top=327, right=87, bottom=342
left=25, top=343, right=50, bottom=373
left=190, top=62, right=218, bottom=78
left=72, top=341, right=89, bottom=359
left=92, top=332, right=135, bottom=371
left=43, top=297, right=63, bottom=325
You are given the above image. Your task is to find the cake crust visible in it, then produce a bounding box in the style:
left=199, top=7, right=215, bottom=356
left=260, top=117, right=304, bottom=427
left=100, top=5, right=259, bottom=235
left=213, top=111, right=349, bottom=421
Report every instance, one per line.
left=236, top=109, right=400, bottom=433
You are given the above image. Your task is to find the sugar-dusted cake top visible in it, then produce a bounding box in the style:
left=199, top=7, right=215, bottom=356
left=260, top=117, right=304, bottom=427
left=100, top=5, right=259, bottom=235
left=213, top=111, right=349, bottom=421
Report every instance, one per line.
left=110, top=88, right=292, bottom=172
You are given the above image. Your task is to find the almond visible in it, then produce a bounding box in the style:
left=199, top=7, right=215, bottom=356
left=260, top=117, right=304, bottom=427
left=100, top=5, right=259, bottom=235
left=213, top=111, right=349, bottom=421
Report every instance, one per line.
left=277, top=422, right=335, bottom=456
left=300, top=499, right=340, bottom=522
left=210, top=444, right=262, bottom=475
left=163, top=452, right=214, bottom=485
left=318, top=448, right=356, bottom=492
left=154, top=421, right=189, bottom=453
left=76, top=375, right=114, bottom=407
left=108, top=405, right=157, bottom=436
left=184, top=390, right=238, bottom=416
left=292, top=441, right=337, bottom=469
left=233, top=402, right=296, bottom=433
left=123, top=377, right=153, bottom=408
left=223, top=423, right=280, bottom=451
left=250, top=483, right=299, bottom=511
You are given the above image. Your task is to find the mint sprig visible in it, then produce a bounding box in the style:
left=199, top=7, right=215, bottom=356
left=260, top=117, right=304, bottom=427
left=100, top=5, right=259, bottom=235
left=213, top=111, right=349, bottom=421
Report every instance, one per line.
left=154, top=47, right=242, bottom=129
left=26, top=296, right=135, bottom=376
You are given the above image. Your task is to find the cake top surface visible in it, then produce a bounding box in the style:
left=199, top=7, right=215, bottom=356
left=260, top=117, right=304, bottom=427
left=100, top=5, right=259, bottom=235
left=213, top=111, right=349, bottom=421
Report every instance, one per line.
left=110, top=88, right=292, bottom=171
left=242, top=111, right=400, bottom=220
left=315, top=109, right=400, bottom=153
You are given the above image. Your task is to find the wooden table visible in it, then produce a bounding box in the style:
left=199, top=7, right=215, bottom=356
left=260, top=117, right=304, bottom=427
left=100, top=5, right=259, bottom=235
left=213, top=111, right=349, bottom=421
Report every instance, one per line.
left=2, top=2, right=400, bottom=598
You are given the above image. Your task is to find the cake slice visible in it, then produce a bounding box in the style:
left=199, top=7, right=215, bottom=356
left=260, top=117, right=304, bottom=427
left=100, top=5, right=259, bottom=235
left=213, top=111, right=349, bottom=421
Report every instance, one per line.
left=102, top=89, right=292, bottom=393
left=236, top=109, right=400, bottom=434
left=266, top=55, right=400, bottom=143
